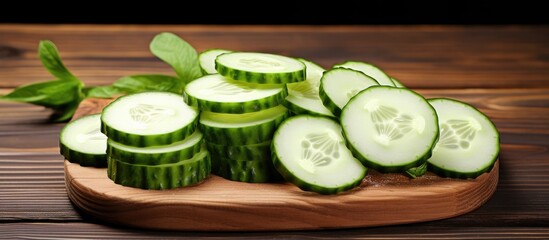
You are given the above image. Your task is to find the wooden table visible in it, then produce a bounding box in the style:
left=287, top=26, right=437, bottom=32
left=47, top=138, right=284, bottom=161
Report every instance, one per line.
left=1, top=24, right=548, bottom=239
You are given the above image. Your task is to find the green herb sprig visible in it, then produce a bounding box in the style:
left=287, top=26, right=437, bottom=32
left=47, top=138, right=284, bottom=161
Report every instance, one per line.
left=0, top=32, right=202, bottom=122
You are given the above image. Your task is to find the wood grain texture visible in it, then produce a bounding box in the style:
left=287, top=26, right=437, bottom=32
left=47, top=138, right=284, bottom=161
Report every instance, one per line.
left=65, top=152, right=498, bottom=230
left=1, top=223, right=549, bottom=240
left=0, top=25, right=548, bottom=89
left=1, top=25, right=548, bottom=237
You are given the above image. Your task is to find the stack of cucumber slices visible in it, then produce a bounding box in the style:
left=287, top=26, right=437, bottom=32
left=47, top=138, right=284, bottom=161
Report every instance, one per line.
left=187, top=52, right=301, bottom=182
left=60, top=50, right=500, bottom=195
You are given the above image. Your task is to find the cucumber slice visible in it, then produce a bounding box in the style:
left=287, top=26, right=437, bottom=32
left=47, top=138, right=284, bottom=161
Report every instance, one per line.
left=184, top=74, right=288, bottom=113
left=296, top=58, right=325, bottom=84
left=107, top=131, right=203, bottom=165
left=101, top=92, right=198, bottom=147
left=216, top=52, right=306, bottom=84
left=427, top=98, right=500, bottom=179
left=206, top=141, right=271, bottom=161
left=272, top=115, right=367, bottom=194
left=283, top=59, right=335, bottom=118
left=108, top=148, right=211, bottom=190
left=319, top=68, right=379, bottom=116
left=199, top=105, right=289, bottom=145
left=341, top=86, right=439, bottom=172
left=213, top=157, right=281, bottom=183
left=60, top=114, right=107, bottom=167
left=391, top=77, right=406, bottom=88
left=199, top=49, right=232, bottom=74
left=334, top=61, right=395, bottom=86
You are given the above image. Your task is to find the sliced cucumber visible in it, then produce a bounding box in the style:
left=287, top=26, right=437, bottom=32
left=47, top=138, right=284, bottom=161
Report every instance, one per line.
left=199, top=105, right=289, bottom=145
left=60, top=114, right=107, bottom=167
left=107, top=130, right=203, bottom=165
left=184, top=74, right=288, bottom=113
left=199, top=49, right=232, bottom=74
left=283, top=59, right=335, bottom=118
left=101, top=92, right=198, bottom=147
left=391, top=77, right=406, bottom=88
left=334, top=61, right=395, bottom=86
left=108, top=148, right=211, bottom=190
left=213, top=157, right=281, bottom=183
left=296, top=58, right=325, bottom=84
left=206, top=141, right=271, bottom=161
left=341, top=86, right=439, bottom=173
left=272, top=115, right=367, bottom=194
left=216, top=52, right=306, bottom=84
left=319, top=68, right=379, bottom=116
left=427, top=98, right=500, bottom=179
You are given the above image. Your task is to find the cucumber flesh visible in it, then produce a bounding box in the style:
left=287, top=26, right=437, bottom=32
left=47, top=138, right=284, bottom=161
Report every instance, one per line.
left=341, top=86, right=439, bottom=172
left=60, top=114, right=107, bottom=167
left=404, top=162, right=427, bottom=178
left=108, top=148, right=211, bottom=190
left=184, top=74, right=288, bottom=113
left=319, top=68, right=379, bottom=116
left=107, top=130, right=203, bottom=165
left=296, top=58, right=325, bottom=85
left=272, top=115, right=367, bottom=194
left=427, top=98, right=500, bottom=179
left=199, top=49, right=232, bottom=74
left=391, top=77, right=406, bottom=88
left=199, top=105, right=289, bottom=145
left=283, top=58, right=335, bottom=118
left=216, top=52, right=306, bottom=84
left=101, top=92, right=198, bottom=147
left=334, top=61, right=395, bottom=87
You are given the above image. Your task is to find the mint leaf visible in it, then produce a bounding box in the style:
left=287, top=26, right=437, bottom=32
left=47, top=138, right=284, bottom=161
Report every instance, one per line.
left=38, top=40, right=79, bottom=82
left=113, top=75, right=182, bottom=94
left=404, top=162, right=428, bottom=179
left=1, top=80, right=80, bottom=107
left=149, top=33, right=202, bottom=84
left=84, top=86, right=122, bottom=98
left=50, top=99, right=80, bottom=122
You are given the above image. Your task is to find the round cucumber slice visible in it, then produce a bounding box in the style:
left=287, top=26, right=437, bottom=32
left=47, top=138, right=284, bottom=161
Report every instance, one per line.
left=334, top=61, right=395, bottom=87
left=216, top=52, right=306, bottom=84
left=108, top=148, right=211, bottom=190
left=107, top=130, right=203, bottom=165
left=319, top=68, right=379, bottom=116
left=184, top=74, right=288, bottom=113
left=341, top=86, right=439, bottom=172
left=272, top=115, right=367, bottom=194
left=283, top=58, right=334, bottom=118
left=101, top=92, right=198, bottom=147
left=60, top=114, right=107, bottom=167
left=199, top=49, right=232, bottom=74
left=427, top=98, right=500, bottom=179
left=206, top=141, right=271, bottom=162
left=199, top=105, right=289, bottom=145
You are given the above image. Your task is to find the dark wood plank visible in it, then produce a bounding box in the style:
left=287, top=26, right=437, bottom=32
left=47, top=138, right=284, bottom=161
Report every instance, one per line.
left=0, top=222, right=548, bottom=239
left=0, top=88, right=548, bottom=229
left=0, top=25, right=548, bottom=89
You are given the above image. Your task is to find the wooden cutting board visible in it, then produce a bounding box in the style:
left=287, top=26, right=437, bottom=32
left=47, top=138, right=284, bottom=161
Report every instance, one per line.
left=64, top=98, right=499, bottom=231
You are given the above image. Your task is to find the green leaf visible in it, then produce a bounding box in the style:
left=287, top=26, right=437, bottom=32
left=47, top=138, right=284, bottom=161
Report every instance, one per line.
left=113, top=75, right=182, bottom=94
left=149, top=32, right=202, bottom=83
left=38, top=40, right=79, bottom=82
left=1, top=80, right=80, bottom=107
left=50, top=100, right=80, bottom=122
left=405, top=162, right=428, bottom=179
left=84, top=86, right=122, bottom=98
